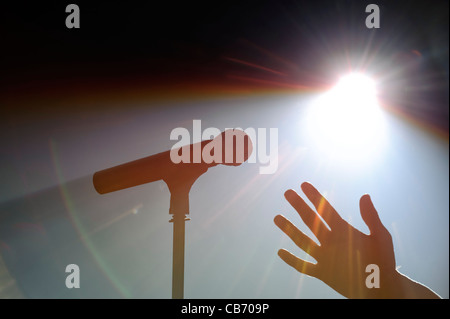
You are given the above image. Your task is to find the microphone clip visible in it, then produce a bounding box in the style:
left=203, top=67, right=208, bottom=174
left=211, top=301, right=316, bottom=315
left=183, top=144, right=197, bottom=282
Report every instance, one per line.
left=164, top=163, right=209, bottom=217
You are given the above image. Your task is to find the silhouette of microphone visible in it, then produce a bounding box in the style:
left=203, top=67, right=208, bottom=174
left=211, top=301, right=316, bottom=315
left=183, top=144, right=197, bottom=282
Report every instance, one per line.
left=93, top=129, right=253, bottom=215
left=92, top=128, right=252, bottom=299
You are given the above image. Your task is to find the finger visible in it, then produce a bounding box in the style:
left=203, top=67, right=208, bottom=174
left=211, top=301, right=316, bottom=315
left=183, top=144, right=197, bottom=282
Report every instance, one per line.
left=278, top=249, right=317, bottom=277
left=274, top=215, right=320, bottom=258
left=284, top=189, right=329, bottom=240
left=359, top=194, right=388, bottom=236
left=301, top=182, right=345, bottom=230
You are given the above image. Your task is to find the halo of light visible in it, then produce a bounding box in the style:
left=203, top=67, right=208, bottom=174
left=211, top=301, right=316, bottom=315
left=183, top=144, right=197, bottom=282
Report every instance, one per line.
left=305, top=73, right=387, bottom=164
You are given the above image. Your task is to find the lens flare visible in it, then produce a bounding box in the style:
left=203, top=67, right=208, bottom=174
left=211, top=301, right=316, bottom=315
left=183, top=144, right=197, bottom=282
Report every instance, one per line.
left=305, top=73, right=386, bottom=164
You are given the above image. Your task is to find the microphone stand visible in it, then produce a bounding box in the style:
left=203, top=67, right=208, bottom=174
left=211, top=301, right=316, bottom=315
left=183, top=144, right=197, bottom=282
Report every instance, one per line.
left=164, top=165, right=208, bottom=299
left=92, top=132, right=251, bottom=299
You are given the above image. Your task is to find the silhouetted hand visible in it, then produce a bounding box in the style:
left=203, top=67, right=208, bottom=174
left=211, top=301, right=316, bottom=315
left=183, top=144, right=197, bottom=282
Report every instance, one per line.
left=274, top=182, right=440, bottom=299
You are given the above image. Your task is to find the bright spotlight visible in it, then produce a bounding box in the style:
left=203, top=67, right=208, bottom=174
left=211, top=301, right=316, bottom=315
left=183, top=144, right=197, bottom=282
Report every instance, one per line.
left=305, top=73, right=386, bottom=163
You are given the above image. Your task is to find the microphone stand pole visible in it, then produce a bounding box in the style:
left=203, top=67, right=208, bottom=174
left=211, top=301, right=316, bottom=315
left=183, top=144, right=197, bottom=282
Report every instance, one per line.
left=169, top=212, right=188, bottom=299
left=165, top=166, right=207, bottom=299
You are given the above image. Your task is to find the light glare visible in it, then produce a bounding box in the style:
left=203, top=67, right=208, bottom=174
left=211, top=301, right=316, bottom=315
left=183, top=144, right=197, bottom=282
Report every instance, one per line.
left=305, top=73, right=386, bottom=163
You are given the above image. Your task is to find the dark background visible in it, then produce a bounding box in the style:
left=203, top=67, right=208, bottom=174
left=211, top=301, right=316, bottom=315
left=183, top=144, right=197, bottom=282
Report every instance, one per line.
left=1, top=0, right=448, bottom=133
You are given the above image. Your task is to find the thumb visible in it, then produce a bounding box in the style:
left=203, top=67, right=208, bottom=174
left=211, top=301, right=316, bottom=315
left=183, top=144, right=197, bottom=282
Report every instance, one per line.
left=359, top=194, right=388, bottom=236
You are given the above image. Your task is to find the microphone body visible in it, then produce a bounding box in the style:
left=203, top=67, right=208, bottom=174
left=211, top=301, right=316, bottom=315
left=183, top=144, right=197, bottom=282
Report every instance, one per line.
left=93, top=141, right=210, bottom=195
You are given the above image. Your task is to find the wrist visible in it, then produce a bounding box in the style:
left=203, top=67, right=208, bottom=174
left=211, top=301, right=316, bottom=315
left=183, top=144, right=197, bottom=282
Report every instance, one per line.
left=387, top=270, right=441, bottom=299
left=368, top=268, right=402, bottom=299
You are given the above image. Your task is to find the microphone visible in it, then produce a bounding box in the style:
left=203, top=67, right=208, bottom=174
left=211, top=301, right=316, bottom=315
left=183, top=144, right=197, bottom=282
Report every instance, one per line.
left=93, top=129, right=253, bottom=215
